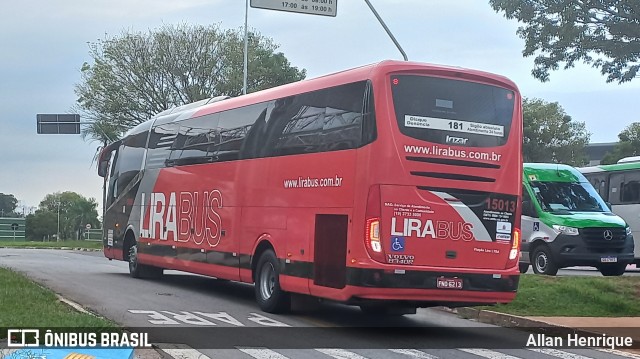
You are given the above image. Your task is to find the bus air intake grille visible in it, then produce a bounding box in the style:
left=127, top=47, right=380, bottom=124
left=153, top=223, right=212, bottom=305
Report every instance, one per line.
left=410, top=171, right=496, bottom=182
left=579, top=227, right=628, bottom=249
left=406, top=156, right=500, bottom=169
left=417, top=186, right=491, bottom=196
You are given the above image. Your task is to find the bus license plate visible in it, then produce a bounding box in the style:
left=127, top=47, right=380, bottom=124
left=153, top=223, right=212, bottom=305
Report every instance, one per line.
left=437, top=277, right=463, bottom=289
left=600, top=256, right=617, bottom=263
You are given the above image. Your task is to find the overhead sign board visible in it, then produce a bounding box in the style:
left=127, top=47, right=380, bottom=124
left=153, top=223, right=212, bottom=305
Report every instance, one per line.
left=37, top=114, right=81, bottom=134
left=250, top=0, right=337, bottom=17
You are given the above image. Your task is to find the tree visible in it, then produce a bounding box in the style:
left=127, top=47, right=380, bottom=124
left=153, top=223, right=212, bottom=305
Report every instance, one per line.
left=601, top=122, right=640, bottom=164
left=490, top=1, right=640, bottom=83
left=25, top=210, right=57, bottom=241
left=38, top=192, right=100, bottom=240
left=0, top=193, right=18, bottom=217
left=523, top=97, right=591, bottom=166
left=75, top=23, right=307, bottom=144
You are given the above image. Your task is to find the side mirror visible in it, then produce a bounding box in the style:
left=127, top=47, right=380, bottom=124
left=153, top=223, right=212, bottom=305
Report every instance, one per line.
left=98, top=160, right=109, bottom=178
left=606, top=202, right=612, bottom=211
left=522, top=200, right=536, bottom=218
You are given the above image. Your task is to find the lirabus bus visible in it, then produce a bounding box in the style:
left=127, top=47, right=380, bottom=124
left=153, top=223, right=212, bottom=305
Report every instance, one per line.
left=579, top=157, right=640, bottom=265
left=97, top=60, right=523, bottom=314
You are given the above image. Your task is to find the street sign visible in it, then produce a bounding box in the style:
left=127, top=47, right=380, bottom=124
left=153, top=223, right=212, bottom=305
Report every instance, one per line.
left=11, top=223, right=18, bottom=231
left=250, top=0, right=337, bottom=17
left=85, top=223, right=92, bottom=230
left=36, top=114, right=81, bottom=134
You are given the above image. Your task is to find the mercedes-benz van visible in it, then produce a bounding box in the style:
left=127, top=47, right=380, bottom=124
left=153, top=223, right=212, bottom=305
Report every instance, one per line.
left=520, top=163, right=634, bottom=276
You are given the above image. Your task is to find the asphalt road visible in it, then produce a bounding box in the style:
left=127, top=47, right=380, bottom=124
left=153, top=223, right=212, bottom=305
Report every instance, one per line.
left=1, top=248, right=637, bottom=359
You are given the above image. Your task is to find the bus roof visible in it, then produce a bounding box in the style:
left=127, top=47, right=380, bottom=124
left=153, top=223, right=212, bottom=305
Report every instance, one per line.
left=523, top=163, right=586, bottom=183
left=618, top=156, right=640, bottom=164
left=579, top=161, right=640, bottom=173
left=157, top=60, right=519, bottom=124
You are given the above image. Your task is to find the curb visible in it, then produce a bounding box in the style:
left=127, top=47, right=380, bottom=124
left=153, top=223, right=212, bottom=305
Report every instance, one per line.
left=0, top=246, right=101, bottom=252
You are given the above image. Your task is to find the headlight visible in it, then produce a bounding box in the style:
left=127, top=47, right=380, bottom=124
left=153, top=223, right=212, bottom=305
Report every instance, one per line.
left=626, top=226, right=632, bottom=236
left=552, top=225, right=579, bottom=236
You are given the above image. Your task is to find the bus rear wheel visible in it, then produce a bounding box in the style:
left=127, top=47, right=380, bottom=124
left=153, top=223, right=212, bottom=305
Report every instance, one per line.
left=254, top=250, right=290, bottom=313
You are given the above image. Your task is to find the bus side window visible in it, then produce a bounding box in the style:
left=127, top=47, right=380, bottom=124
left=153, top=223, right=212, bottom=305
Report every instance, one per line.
left=621, top=174, right=640, bottom=204
left=215, top=103, right=268, bottom=162
left=609, top=173, right=624, bottom=205
left=264, top=81, right=367, bottom=157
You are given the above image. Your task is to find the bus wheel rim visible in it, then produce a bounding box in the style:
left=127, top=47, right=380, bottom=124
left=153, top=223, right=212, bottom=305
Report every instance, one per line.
left=536, top=252, right=547, bottom=272
left=259, top=262, right=275, bottom=300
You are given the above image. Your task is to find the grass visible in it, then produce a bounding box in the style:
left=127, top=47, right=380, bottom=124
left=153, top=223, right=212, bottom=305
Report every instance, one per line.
left=486, top=274, right=640, bottom=317
left=0, top=240, right=102, bottom=249
left=0, top=267, right=116, bottom=331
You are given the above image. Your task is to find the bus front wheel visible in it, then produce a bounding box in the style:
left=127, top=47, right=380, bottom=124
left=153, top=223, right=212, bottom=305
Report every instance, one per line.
left=254, top=250, right=290, bottom=313
left=599, top=264, right=626, bottom=276
left=128, top=242, right=162, bottom=279
left=531, top=246, right=558, bottom=276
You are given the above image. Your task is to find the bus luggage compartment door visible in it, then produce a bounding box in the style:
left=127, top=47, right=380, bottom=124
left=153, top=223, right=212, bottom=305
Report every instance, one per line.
left=313, top=214, right=348, bottom=289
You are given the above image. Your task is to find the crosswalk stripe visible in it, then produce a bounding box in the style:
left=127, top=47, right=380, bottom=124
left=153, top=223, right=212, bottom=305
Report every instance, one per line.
left=238, top=348, right=290, bottom=359
left=528, top=348, right=594, bottom=359
left=597, top=349, right=640, bottom=359
left=315, top=349, right=369, bottom=359
left=389, top=349, right=438, bottom=358
left=458, top=348, right=521, bottom=359
left=161, top=348, right=212, bottom=359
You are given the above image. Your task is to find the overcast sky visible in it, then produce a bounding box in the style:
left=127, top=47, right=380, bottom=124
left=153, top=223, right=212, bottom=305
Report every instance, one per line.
left=1, top=0, right=638, bottom=211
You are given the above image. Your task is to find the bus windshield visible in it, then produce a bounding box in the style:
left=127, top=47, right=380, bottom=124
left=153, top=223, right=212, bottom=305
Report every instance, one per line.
left=391, top=75, right=515, bottom=148
left=529, top=181, right=609, bottom=213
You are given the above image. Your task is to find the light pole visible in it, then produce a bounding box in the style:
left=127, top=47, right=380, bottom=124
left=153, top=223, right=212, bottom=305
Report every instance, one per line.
left=56, top=197, right=61, bottom=242
left=243, top=0, right=249, bottom=95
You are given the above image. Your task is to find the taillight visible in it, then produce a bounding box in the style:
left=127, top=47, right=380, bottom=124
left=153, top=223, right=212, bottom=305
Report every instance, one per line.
left=366, top=218, right=382, bottom=252
left=365, top=185, right=386, bottom=262
left=506, top=227, right=521, bottom=269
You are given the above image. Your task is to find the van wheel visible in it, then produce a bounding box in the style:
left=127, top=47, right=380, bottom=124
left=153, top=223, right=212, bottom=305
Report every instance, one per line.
left=255, top=250, right=290, bottom=313
left=599, top=264, right=626, bottom=276
left=531, top=246, right=558, bottom=275
left=128, top=242, right=163, bottom=279
left=518, top=263, right=530, bottom=274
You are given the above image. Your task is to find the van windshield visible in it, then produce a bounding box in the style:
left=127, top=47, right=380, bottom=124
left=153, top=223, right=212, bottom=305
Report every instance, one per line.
left=529, top=181, right=609, bottom=213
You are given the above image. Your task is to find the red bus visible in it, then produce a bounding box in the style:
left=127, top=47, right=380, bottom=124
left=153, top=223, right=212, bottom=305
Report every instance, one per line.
left=97, top=60, right=523, bottom=314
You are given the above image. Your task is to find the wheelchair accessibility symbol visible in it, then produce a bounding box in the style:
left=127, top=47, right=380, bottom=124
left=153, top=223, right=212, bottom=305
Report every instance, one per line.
left=391, top=236, right=405, bottom=252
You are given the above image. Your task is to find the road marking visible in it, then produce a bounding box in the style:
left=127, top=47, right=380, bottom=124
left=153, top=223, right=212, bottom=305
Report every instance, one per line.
left=389, top=349, right=438, bottom=358
left=458, top=348, right=521, bottom=359
left=597, top=349, right=640, bottom=359
left=315, top=349, right=369, bottom=359
left=528, top=348, right=593, bottom=359
left=161, top=348, right=211, bottom=359
left=238, top=348, right=290, bottom=359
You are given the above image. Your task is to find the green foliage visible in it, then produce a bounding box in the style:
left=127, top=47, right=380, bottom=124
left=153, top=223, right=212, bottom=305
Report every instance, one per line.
left=523, top=97, right=591, bottom=166
left=488, top=275, right=640, bottom=317
left=34, top=192, right=100, bottom=240
left=490, top=0, right=640, bottom=83
left=25, top=210, right=57, bottom=240
left=0, top=193, right=19, bottom=217
left=601, top=122, right=640, bottom=164
left=75, top=23, right=306, bottom=143
left=0, top=267, right=115, bottom=328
